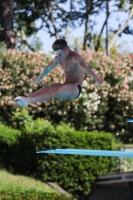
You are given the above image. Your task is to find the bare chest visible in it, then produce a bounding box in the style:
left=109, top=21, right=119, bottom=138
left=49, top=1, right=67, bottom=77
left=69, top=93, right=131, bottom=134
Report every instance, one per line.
left=59, top=59, right=76, bottom=72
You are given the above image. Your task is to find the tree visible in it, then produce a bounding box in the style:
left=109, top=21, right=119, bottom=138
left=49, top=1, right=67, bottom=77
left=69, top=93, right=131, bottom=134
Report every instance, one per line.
left=95, top=0, right=110, bottom=53
left=0, top=0, right=17, bottom=50
left=1, top=0, right=133, bottom=53
left=108, top=3, right=133, bottom=52
left=89, top=0, right=133, bottom=55
left=17, top=30, right=43, bottom=52
left=14, top=0, right=69, bottom=38
left=69, top=0, right=106, bottom=50
left=12, top=0, right=109, bottom=51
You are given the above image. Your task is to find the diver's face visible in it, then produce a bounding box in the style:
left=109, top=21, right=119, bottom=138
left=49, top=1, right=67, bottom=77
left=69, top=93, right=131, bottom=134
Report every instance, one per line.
left=55, top=47, right=70, bottom=60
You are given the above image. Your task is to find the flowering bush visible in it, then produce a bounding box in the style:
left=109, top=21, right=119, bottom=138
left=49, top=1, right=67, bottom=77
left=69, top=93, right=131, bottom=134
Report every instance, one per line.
left=80, top=51, right=133, bottom=140
left=0, top=50, right=63, bottom=120
left=0, top=49, right=133, bottom=141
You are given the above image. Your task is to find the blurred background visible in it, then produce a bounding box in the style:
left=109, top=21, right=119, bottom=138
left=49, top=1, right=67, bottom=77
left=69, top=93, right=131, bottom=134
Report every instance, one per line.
left=0, top=0, right=133, bottom=200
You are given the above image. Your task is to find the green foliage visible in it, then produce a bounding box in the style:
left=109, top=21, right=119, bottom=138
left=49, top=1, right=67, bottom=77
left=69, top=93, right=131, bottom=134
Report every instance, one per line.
left=12, top=108, right=56, bottom=134
left=30, top=35, right=43, bottom=51
left=80, top=51, right=133, bottom=141
left=0, top=121, right=36, bottom=175
left=0, top=169, right=57, bottom=193
left=0, top=189, right=74, bottom=200
left=0, top=123, right=21, bottom=145
left=12, top=109, right=33, bottom=130
left=0, top=51, right=50, bottom=122
left=14, top=0, right=69, bottom=37
left=1, top=50, right=133, bottom=142
left=0, top=123, right=21, bottom=171
left=12, top=0, right=133, bottom=52
left=35, top=126, right=117, bottom=198
left=0, top=42, right=6, bottom=65
left=0, top=113, right=118, bottom=199
left=17, top=31, right=44, bottom=52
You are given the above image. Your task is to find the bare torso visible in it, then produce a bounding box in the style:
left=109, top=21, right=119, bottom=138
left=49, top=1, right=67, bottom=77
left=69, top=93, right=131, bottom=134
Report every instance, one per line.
left=14, top=46, right=104, bottom=107
left=58, top=51, right=85, bottom=86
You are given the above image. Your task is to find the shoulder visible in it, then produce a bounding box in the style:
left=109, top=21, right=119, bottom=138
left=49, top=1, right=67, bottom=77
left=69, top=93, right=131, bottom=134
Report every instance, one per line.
left=51, top=56, right=59, bottom=65
left=71, top=51, right=84, bottom=64
left=48, top=56, right=59, bottom=68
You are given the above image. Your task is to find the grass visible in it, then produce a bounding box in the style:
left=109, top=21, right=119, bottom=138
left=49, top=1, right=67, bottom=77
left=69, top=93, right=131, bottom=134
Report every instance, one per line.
left=0, top=169, right=58, bottom=193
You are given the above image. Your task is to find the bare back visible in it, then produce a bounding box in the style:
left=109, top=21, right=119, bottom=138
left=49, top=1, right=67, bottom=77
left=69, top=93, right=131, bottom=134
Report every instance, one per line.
left=58, top=51, right=85, bottom=86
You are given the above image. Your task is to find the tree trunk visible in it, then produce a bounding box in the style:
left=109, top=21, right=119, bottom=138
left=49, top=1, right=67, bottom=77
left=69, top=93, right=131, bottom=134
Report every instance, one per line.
left=108, top=4, right=133, bottom=52
left=0, top=0, right=17, bottom=50
left=47, top=1, right=60, bottom=39
left=83, top=0, right=89, bottom=50
left=95, top=12, right=110, bottom=51
left=83, top=14, right=89, bottom=50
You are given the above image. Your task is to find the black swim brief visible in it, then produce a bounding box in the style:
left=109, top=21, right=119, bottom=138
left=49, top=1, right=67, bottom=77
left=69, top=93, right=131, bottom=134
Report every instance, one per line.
left=75, top=83, right=82, bottom=99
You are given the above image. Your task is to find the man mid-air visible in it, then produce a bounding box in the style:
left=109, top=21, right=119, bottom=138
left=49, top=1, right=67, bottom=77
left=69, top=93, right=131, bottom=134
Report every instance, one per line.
left=14, top=39, right=104, bottom=107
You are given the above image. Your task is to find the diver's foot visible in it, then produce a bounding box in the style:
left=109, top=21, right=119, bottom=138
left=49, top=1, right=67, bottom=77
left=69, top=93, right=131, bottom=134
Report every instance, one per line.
left=14, top=96, right=29, bottom=107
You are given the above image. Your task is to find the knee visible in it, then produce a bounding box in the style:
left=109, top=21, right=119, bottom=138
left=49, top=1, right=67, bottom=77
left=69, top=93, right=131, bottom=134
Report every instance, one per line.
left=49, top=86, right=59, bottom=97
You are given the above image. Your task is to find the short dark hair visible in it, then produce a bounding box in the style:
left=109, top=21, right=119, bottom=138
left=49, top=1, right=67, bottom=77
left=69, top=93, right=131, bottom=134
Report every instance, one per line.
left=52, top=39, right=68, bottom=51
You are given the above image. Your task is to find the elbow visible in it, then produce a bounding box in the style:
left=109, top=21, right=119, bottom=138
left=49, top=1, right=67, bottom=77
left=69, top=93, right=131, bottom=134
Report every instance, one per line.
left=45, top=67, right=51, bottom=74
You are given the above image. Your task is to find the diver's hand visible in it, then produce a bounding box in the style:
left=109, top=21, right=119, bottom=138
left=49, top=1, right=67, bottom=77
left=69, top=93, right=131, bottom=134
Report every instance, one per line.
left=30, top=76, right=42, bottom=86
left=95, top=78, right=104, bottom=88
